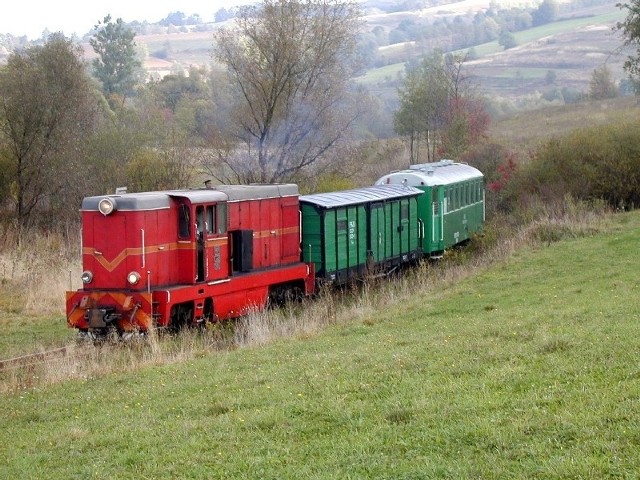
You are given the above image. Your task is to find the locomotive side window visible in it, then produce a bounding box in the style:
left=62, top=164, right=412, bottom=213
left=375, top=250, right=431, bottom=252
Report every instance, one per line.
left=196, top=206, right=205, bottom=237
left=178, top=204, right=191, bottom=239
left=217, top=203, right=228, bottom=234
left=206, top=206, right=214, bottom=234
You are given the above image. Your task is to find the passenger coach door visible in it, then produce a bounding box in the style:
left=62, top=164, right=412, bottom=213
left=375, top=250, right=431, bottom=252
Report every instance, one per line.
left=431, top=187, right=444, bottom=251
left=399, top=199, right=410, bottom=253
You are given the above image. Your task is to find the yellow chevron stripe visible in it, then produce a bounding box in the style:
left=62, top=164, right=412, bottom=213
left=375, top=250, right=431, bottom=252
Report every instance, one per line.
left=83, top=226, right=298, bottom=272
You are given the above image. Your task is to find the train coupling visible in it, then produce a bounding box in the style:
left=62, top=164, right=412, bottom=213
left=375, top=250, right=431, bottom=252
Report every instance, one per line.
left=86, top=308, right=121, bottom=328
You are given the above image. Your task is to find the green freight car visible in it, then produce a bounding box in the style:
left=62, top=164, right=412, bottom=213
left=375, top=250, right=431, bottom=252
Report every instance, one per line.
left=299, top=185, right=423, bottom=285
left=375, top=160, right=484, bottom=257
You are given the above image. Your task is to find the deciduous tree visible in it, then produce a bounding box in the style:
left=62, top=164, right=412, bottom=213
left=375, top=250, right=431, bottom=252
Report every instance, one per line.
left=498, top=30, right=517, bottom=50
left=394, top=53, right=449, bottom=163
left=0, top=34, right=100, bottom=229
left=393, top=52, right=489, bottom=163
left=532, top=0, right=558, bottom=26
left=212, top=0, right=364, bottom=183
left=589, top=64, right=618, bottom=99
left=617, top=0, right=640, bottom=90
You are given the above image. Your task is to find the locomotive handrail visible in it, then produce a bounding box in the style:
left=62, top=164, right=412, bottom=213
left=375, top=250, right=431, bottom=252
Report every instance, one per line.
left=141, top=229, right=146, bottom=268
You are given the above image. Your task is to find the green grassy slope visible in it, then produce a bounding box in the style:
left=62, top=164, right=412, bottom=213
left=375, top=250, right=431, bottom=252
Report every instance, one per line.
left=2, top=210, right=640, bottom=478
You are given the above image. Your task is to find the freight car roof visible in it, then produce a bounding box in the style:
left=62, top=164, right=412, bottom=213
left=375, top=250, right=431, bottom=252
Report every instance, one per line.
left=299, top=185, right=423, bottom=209
left=81, top=184, right=299, bottom=211
left=374, top=160, right=483, bottom=187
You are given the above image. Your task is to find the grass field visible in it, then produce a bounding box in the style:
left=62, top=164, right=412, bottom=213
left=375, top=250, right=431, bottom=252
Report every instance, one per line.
left=1, top=209, right=639, bottom=478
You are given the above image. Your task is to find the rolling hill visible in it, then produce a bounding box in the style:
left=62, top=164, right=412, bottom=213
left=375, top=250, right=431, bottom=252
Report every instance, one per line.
left=108, top=0, right=631, bottom=103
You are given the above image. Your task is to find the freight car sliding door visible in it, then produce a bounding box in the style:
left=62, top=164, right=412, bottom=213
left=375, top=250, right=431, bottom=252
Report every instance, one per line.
left=369, top=203, right=385, bottom=263
left=398, top=199, right=412, bottom=255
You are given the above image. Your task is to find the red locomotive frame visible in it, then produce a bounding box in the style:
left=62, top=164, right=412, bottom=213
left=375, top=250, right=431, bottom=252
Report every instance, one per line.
left=66, top=185, right=315, bottom=335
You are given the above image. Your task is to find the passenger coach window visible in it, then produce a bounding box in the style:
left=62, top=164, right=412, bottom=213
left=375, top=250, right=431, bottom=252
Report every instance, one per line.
left=178, top=204, right=190, bottom=239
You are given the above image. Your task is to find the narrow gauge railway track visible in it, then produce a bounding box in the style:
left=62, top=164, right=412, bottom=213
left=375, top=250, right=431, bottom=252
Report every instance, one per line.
left=0, top=347, right=72, bottom=372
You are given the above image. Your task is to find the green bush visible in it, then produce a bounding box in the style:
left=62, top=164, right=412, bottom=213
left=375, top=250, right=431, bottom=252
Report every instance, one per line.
left=503, top=120, right=640, bottom=211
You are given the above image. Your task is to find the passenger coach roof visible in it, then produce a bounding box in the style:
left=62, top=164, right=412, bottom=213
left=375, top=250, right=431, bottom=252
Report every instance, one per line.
left=300, top=185, right=423, bottom=209
left=81, top=184, right=299, bottom=211
left=374, top=160, right=483, bottom=187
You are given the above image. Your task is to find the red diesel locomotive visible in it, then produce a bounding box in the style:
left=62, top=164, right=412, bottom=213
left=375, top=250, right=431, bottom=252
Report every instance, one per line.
left=65, top=184, right=315, bottom=337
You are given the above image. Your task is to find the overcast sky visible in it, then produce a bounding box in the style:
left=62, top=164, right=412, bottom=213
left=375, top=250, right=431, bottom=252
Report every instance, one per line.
left=0, top=0, right=255, bottom=39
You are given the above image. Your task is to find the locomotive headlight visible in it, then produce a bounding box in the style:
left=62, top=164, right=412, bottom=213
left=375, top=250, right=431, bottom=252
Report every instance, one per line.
left=127, top=271, right=141, bottom=286
left=81, top=270, right=93, bottom=284
left=98, top=197, right=116, bottom=216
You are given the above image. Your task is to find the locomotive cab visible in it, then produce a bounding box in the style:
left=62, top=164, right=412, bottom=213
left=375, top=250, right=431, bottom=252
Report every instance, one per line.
left=173, top=193, right=230, bottom=285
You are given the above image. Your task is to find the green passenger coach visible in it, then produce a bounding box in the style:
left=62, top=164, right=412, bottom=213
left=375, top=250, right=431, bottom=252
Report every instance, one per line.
left=300, top=185, right=423, bottom=285
left=374, top=160, right=484, bottom=257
